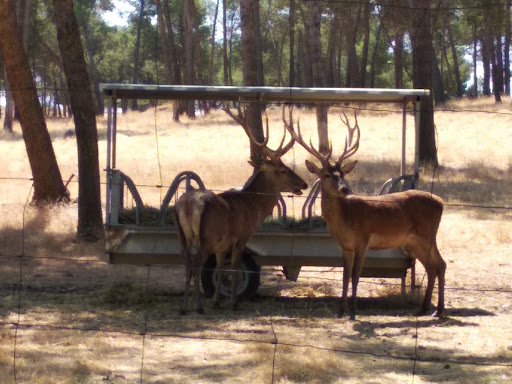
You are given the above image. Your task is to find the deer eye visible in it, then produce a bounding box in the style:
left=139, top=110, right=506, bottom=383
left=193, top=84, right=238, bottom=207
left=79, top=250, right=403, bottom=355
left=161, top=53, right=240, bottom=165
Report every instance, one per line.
left=324, top=173, right=331, bottom=178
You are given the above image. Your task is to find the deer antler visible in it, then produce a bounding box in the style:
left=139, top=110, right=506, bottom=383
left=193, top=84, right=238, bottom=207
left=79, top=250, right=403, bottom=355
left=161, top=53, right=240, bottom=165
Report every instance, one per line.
left=336, top=111, right=360, bottom=166
left=282, top=105, right=333, bottom=166
left=224, top=105, right=295, bottom=161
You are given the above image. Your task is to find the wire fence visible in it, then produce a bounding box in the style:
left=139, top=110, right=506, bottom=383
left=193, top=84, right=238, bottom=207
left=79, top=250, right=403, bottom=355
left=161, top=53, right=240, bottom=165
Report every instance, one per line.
left=1, top=174, right=512, bottom=384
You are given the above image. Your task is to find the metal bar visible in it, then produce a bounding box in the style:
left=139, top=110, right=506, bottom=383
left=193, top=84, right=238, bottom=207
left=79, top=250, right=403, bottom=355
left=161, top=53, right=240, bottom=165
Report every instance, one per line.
left=100, top=84, right=430, bottom=104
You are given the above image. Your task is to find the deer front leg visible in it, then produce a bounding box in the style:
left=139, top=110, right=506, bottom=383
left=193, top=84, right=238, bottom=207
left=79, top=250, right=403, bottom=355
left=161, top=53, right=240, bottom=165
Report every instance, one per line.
left=230, top=247, right=242, bottom=311
left=339, top=249, right=355, bottom=318
left=349, top=246, right=367, bottom=320
left=213, top=252, right=226, bottom=308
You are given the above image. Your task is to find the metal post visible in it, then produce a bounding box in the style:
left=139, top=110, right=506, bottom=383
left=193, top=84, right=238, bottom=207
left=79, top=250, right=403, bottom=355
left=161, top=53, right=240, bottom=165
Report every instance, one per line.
left=414, top=100, right=421, bottom=178
left=401, top=101, right=407, bottom=177
left=106, top=96, right=112, bottom=224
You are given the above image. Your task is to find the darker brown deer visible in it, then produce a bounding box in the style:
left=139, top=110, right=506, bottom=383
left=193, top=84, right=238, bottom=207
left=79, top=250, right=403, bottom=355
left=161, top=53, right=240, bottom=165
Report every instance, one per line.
left=284, top=108, right=446, bottom=320
left=175, top=109, right=308, bottom=314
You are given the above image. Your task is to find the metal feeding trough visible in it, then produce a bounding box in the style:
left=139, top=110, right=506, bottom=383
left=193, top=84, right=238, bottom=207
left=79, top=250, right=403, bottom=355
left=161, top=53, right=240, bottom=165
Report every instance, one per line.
left=101, top=84, right=429, bottom=298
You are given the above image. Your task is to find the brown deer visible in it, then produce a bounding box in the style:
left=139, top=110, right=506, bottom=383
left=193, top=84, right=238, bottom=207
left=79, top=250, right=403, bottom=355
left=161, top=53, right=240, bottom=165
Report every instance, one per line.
left=175, top=109, right=308, bottom=314
left=284, top=108, right=446, bottom=320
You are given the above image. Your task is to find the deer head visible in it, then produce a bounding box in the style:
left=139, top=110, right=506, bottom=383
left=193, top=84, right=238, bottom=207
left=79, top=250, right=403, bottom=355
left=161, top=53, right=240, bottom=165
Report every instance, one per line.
left=224, top=106, right=308, bottom=195
left=283, top=106, right=360, bottom=196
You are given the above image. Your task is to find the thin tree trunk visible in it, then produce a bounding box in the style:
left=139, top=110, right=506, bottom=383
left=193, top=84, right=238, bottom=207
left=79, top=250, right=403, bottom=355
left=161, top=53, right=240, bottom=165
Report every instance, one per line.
left=184, top=0, right=196, bottom=118
left=208, top=0, right=219, bottom=86
left=3, top=72, right=13, bottom=132
left=131, top=0, right=145, bottom=110
left=472, top=24, right=478, bottom=98
left=505, top=3, right=511, bottom=96
left=80, top=17, right=103, bottom=115
left=0, top=0, right=68, bottom=202
left=240, top=0, right=264, bottom=157
left=289, top=0, right=295, bottom=87
left=305, top=1, right=328, bottom=154
left=53, top=0, right=103, bottom=241
left=409, top=0, right=437, bottom=166
left=370, top=22, right=382, bottom=88
left=360, top=0, right=370, bottom=87
left=446, top=16, right=463, bottom=97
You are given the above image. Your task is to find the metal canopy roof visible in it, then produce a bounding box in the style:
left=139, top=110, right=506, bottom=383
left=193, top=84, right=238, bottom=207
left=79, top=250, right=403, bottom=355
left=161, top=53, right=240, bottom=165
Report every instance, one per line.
left=101, top=84, right=430, bottom=104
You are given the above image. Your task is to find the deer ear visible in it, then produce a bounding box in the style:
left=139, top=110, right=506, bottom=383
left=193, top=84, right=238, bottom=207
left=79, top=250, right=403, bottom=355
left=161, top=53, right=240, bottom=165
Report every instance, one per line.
left=341, top=160, right=358, bottom=175
left=305, top=160, right=321, bottom=175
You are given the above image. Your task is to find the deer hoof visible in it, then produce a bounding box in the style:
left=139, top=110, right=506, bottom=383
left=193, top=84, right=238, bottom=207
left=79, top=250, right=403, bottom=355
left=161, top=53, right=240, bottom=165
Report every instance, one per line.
left=431, top=308, right=444, bottom=318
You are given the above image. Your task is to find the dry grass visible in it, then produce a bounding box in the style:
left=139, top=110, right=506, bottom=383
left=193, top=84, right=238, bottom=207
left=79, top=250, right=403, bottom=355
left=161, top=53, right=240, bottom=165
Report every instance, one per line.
left=1, top=96, right=512, bottom=383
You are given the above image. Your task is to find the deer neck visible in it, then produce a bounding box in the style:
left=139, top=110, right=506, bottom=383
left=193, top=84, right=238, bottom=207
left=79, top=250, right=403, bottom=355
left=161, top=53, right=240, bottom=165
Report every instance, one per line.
left=242, top=170, right=281, bottom=209
left=320, top=182, right=348, bottom=221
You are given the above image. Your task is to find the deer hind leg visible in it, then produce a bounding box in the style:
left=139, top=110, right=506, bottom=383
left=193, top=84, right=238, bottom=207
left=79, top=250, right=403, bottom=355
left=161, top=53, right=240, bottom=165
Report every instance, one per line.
left=213, top=252, right=226, bottom=309
left=408, top=240, right=443, bottom=316
left=349, top=246, right=368, bottom=320
left=430, top=242, right=446, bottom=317
left=339, top=249, right=355, bottom=318
left=193, top=264, right=204, bottom=314
left=180, top=258, right=192, bottom=315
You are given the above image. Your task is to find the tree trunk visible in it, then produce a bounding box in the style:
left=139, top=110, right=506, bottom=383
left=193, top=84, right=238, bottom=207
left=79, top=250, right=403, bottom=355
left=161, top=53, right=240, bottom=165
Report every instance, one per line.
left=409, top=0, right=437, bottom=166
left=481, top=25, right=491, bottom=96
left=505, top=3, right=511, bottom=96
left=184, top=0, right=196, bottom=118
left=359, top=0, right=370, bottom=87
left=432, top=51, right=446, bottom=104
left=344, top=4, right=361, bottom=87
left=79, top=15, right=104, bottom=115
left=0, top=0, right=68, bottom=202
left=53, top=0, right=103, bottom=241
left=240, top=0, right=264, bottom=158
left=208, top=0, right=219, bottom=87
left=370, top=21, right=382, bottom=88
left=491, top=36, right=502, bottom=102
left=157, top=0, right=173, bottom=84
left=394, top=28, right=404, bottom=88
left=305, top=1, right=328, bottom=154
left=472, top=24, right=478, bottom=98
left=495, top=35, right=504, bottom=97
left=446, top=16, right=463, bottom=97
left=160, top=0, right=182, bottom=121
left=289, top=0, right=295, bottom=86
left=3, top=72, right=13, bottom=132
left=131, top=0, right=145, bottom=111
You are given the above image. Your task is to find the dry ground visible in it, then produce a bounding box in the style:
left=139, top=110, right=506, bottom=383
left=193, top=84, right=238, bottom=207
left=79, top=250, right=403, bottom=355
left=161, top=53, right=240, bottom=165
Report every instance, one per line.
left=1, top=97, right=512, bottom=383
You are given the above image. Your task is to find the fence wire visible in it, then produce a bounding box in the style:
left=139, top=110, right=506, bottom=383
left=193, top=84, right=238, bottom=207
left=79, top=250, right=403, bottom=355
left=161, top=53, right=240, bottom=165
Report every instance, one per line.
left=1, top=177, right=511, bottom=384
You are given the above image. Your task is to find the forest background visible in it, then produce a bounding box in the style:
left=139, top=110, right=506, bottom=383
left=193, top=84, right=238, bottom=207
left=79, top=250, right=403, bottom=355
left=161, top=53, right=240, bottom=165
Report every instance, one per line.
left=1, top=0, right=510, bottom=118
left=1, top=0, right=511, bottom=240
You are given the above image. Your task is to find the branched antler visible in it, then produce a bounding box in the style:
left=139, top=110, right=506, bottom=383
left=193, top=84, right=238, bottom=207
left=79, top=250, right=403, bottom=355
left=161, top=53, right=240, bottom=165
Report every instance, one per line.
left=282, top=105, right=332, bottom=166
left=337, top=111, right=360, bottom=166
left=224, top=105, right=295, bottom=161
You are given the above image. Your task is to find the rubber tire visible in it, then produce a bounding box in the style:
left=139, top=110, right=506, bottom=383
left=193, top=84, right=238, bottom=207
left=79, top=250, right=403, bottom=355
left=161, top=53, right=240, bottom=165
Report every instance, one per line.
left=201, top=253, right=260, bottom=299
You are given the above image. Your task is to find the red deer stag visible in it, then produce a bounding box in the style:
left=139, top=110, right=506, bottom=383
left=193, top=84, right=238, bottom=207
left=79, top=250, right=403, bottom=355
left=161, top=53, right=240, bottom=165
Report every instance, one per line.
left=175, top=110, right=308, bottom=314
left=284, top=108, right=446, bottom=320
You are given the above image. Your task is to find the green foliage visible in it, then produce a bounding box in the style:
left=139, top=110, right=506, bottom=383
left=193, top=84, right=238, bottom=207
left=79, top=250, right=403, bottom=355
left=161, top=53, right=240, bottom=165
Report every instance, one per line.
left=3, top=0, right=507, bottom=113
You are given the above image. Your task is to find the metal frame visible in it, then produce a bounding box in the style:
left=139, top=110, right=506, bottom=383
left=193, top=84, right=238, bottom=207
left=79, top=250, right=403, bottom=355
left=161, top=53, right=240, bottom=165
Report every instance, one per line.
left=102, top=84, right=429, bottom=221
